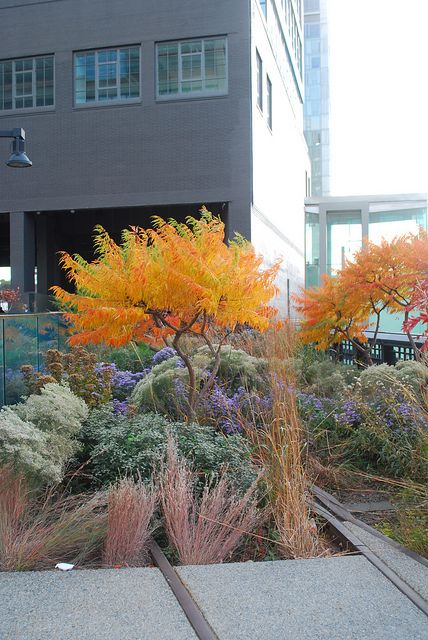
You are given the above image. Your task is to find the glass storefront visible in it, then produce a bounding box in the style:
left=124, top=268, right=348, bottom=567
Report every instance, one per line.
left=305, top=211, right=320, bottom=287
left=326, top=210, right=362, bottom=275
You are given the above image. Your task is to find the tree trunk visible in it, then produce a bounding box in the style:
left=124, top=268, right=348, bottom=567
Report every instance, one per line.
left=173, top=333, right=197, bottom=420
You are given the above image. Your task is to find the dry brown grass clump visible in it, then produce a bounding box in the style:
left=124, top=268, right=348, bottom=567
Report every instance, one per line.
left=159, top=436, right=266, bottom=565
left=103, top=478, right=156, bottom=567
left=249, top=324, right=328, bottom=558
left=0, top=466, right=107, bottom=571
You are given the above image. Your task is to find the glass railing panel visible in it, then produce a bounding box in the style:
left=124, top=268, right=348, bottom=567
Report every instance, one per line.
left=3, top=315, right=38, bottom=404
left=0, top=312, right=67, bottom=405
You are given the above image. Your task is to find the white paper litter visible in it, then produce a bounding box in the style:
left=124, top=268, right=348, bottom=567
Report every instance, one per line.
left=55, top=563, right=75, bottom=571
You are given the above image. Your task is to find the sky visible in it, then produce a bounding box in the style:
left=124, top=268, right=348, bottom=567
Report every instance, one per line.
left=327, top=0, right=428, bottom=196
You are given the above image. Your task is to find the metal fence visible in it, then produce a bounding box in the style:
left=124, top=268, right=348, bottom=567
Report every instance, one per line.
left=0, top=312, right=68, bottom=405
left=334, top=338, right=420, bottom=366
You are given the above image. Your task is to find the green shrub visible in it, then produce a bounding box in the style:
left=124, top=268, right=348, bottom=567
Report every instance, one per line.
left=302, top=359, right=359, bottom=397
left=285, top=346, right=359, bottom=398
left=130, top=345, right=267, bottom=414
left=345, top=406, right=428, bottom=479
left=81, top=407, right=258, bottom=492
left=0, top=383, right=88, bottom=484
left=94, top=341, right=154, bottom=372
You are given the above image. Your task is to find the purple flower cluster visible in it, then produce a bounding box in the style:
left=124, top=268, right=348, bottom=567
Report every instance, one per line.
left=111, top=367, right=148, bottom=389
left=112, top=398, right=129, bottom=415
left=296, top=391, right=324, bottom=413
left=152, top=347, right=177, bottom=365
left=199, top=382, right=273, bottom=434
left=371, top=394, right=428, bottom=435
left=95, top=362, right=149, bottom=401
left=334, top=399, right=361, bottom=428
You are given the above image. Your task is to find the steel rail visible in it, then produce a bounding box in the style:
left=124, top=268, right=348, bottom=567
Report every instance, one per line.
left=312, top=485, right=428, bottom=569
left=148, top=539, right=219, bottom=640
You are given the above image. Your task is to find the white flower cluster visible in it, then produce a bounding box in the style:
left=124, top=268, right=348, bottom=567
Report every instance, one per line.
left=0, top=383, right=88, bottom=484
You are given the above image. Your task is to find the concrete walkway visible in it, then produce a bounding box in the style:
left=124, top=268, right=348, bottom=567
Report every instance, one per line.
left=1, top=556, right=427, bottom=640
left=0, top=567, right=197, bottom=640
left=343, top=521, right=428, bottom=602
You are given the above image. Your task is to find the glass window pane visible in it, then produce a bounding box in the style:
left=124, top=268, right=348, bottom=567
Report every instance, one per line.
left=181, top=41, right=201, bottom=55
left=369, top=208, right=427, bottom=243
left=305, top=212, right=320, bottom=287
left=327, top=211, right=362, bottom=275
left=157, top=43, right=178, bottom=95
left=157, top=37, right=227, bottom=98
left=256, top=50, right=263, bottom=110
left=75, top=48, right=139, bottom=104
left=0, top=62, right=13, bottom=110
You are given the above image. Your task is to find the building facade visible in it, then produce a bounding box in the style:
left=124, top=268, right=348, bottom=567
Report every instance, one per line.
left=0, top=0, right=309, bottom=314
left=303, top=0, right=330, bottom=196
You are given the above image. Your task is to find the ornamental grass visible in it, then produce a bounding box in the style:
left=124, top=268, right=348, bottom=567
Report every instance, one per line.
left=159, top=435, right=266, bottom=565
left=0, top=466, right=107, bottom=571
left=103, top=477, right=156, bottom=567
left=248, top=324, right=328, bottom=559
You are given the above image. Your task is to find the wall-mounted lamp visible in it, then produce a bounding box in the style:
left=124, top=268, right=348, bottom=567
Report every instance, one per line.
left=0, top=128, right=32, bottom=168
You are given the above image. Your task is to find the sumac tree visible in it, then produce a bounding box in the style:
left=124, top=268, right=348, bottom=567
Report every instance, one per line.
left=52, top=208, right=281, bottom=417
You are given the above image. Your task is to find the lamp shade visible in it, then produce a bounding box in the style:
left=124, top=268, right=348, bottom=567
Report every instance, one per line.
left=6, top=151, right=32, bottom=168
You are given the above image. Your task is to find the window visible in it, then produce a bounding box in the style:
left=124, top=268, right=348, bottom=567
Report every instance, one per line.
left=256, top=50, right=263, bottom=111
left=157, top=37, right=227, bottom=99
left=259, top=0, right=267, bottom=17
left=74, top=47, right=140, bottom=105
left=0, top=55, right=54, bottom=111
left=266, top=75, right=272, bottom=128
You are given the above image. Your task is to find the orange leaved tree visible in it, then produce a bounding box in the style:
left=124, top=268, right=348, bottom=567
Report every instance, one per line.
left=52, top=208, right=281, bottom=417
left=342, top=233, right=428, bottom=358
left=295, top=232, right=428, bottom=362
left=293, top=273, right=374, bottom=364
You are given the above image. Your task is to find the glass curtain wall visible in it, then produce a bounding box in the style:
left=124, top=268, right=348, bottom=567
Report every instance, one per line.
left=305, top=211, right=320, bottom=287
left=369, top=207, right=427, bottom=243
left=326, top=210, right=362, bottom=275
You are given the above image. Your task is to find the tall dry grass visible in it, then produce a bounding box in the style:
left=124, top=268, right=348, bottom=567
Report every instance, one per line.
left=103, top=478, right=156, bottom=567
left=0, top=466, right=107, bottom=571
left=159, top=436, right=266, bottom=565
left=247, top=323, right=327, bottom=558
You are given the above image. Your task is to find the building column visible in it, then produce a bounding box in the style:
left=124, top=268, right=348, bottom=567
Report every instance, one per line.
left=10, top=211, right=35, bottom=303
left=226, top=199, right=251, bottom=242
left=319, top=204, right=327, bottom=276
left=361, top=202, right=370, bottom=242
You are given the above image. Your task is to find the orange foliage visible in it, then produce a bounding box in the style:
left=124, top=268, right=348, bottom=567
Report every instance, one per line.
left=294, top=274, right=370, bottom=352
left=295, top=232, right=428, bottom=359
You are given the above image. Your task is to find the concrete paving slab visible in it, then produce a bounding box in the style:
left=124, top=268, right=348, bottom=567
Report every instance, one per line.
left=0, top=567, right=197, bottom=640
left=343, top=521, right=428, bottom=602
left=344, top=500, right=395, bottom=513
left=177, top=555, right=428, bottom=640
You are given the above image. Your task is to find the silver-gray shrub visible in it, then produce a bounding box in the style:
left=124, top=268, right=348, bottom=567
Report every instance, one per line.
left=359, top=361, right=428, bottom=401
left=131, top=345, right=267, bottom=414
left=0, top=383, right=88, bottom=484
